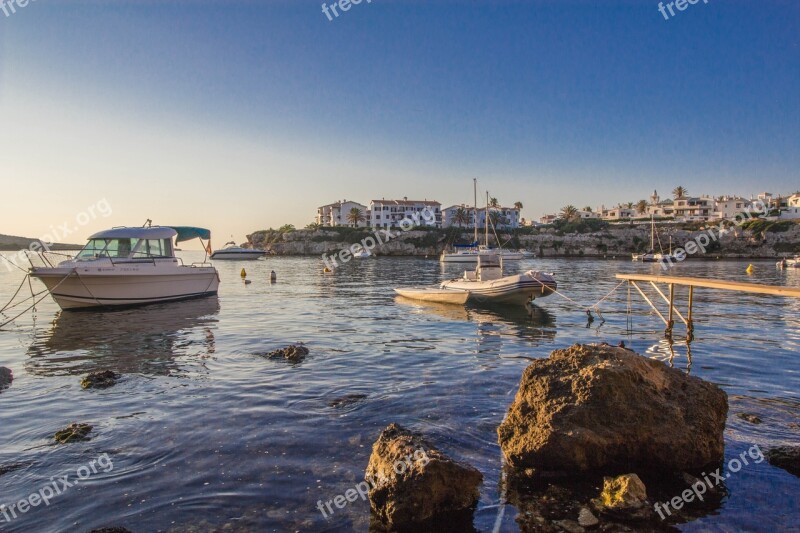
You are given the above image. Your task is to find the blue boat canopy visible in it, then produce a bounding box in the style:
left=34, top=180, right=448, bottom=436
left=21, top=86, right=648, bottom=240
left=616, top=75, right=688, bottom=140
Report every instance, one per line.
left=168, top=226, right=212, bottom=243
left=454, top=242, right=479, bottom=248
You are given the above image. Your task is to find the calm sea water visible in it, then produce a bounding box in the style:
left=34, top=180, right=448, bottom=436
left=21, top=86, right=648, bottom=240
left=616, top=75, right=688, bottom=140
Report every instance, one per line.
left=0, top=253, right=798, bottom=532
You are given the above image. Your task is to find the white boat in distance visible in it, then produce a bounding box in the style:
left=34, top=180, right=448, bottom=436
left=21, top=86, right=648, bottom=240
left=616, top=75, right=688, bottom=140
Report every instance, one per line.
left=210, top=241, right=266, bottom=260
left=29, top=226, right=220, bottom=310
left=777, top=256, right=800, bottom=269
left=440, top=244, right=526, bottom=263
left=440, top=252, right=557, bottom=305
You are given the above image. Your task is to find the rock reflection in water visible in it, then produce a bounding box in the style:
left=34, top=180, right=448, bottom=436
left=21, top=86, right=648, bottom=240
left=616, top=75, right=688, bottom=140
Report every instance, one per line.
left=25, top=297, right=219, bottom=376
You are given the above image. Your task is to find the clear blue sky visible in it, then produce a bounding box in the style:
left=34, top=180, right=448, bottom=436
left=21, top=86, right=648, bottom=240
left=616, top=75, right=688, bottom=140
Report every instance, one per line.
left=1, top=0, right=798, bottom=244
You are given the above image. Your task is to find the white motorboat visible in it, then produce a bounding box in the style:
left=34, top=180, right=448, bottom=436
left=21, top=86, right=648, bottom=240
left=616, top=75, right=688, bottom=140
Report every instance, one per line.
left=210, top=241, right=265, bottom=260
left=440, top=252, right=557, bottom=305
left=393, top=287, right=470, bottom=304
left=29, top=226, right=220, bottom=310
left=777, top=256, right=800, bottom=269
left=352, top=245, right=372, bottom=259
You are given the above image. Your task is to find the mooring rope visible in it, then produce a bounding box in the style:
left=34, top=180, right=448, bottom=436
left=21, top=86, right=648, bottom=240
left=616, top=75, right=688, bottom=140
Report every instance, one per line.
left=530, top=276, right=627, bottom=316
left=0, top=271, right=74, bottom=330
left=0, top=275, right=28, bottom=314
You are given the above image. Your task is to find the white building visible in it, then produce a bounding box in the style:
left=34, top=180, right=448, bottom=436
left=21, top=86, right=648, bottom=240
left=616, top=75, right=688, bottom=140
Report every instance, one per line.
left=600, top=206, right=636, bottom=221
left=316, top=200, right=369, bottom=227
left=787, top=193, right=800, bottom=208
left=442, top=205, right=520, bottom=229
left=713, top=196, right=750, bottom=220
left=369, top=198, right=442, bottom=228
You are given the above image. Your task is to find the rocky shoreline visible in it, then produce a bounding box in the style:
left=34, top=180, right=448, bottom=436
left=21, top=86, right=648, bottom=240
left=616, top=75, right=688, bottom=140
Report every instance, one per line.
left=247, top=222, right=800, bottom=259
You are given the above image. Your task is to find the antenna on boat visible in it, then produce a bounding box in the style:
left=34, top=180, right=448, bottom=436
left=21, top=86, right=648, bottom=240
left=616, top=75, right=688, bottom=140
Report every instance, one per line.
left=143, top=219, right=152, bottom=228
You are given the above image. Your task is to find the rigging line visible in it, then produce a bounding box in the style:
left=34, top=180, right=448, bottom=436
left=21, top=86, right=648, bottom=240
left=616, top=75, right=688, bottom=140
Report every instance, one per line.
left=0, top=275, right=28, bottom=314
left=0, top=271, right=74, bottom=329
left=0, top=253, right=29, bottom=273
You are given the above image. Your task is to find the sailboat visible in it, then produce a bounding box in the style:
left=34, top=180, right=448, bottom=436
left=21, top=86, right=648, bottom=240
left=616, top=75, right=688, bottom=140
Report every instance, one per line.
left=439, top=179, right=524, bottom=263
left=632, top=215, right=678, bottom=263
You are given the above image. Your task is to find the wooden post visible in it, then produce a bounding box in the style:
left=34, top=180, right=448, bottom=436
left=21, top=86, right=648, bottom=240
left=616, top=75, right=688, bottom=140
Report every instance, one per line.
left=687, top=285, right=694, bottom=341
left=666, top=283, right=675, bottom=338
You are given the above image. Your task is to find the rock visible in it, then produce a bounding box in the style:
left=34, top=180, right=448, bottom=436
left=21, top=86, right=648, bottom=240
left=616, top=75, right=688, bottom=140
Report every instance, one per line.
left=765, top=446, right=800, bottom=477
left=577, top=507, right=599, bottom=527
left=736, top=413, right=762, bottom=424
left=0, top=366, right=12, bottom=391
left=594, top=474, right=648, bottom=510
left=497, top=343, right=728, bottom=475
left=54, top=423, right=92, bottom=443
left=81, top=370, right=119, bottom=389
left=265, top=344, right=309, bottom=363
left=552, top=519, right=584, bottom=532
left=328, top=393, right=367, bottom=408
left=365, top=423, right=482, bottom=528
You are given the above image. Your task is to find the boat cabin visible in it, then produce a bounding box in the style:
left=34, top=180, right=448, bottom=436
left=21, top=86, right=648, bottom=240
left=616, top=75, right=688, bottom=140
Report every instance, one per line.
left=464, top=252, right=503, bottom=281
left=75, top=227, right=180, bottom=261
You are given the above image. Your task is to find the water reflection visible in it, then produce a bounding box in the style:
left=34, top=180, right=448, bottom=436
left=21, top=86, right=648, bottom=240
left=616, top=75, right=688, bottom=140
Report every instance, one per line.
left=25, top=297, right=219, bottom=376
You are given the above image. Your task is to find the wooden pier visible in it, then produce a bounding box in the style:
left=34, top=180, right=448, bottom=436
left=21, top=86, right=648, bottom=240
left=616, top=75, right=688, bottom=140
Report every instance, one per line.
left=615, top=274, right=800, bottom=340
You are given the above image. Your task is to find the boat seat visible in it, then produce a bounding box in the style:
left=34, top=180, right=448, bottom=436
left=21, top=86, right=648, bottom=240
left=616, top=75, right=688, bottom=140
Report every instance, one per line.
left=463, top=270, right=477, bottom=281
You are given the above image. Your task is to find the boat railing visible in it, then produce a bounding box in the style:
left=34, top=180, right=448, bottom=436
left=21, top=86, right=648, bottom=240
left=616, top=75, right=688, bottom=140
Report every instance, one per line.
left=190, top=261, right=214, bottom=268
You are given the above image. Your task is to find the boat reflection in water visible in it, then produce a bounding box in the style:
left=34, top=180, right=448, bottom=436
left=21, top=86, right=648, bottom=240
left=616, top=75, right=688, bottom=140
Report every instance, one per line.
left=26, top=297, right=220, bottom=377
left=394, top=296, right=556, bottom=347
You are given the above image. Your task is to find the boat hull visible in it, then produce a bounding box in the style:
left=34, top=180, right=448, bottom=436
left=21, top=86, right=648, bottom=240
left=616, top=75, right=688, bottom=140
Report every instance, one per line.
left=210, top=251, right=265, bottom=260
left=30, top=265, right=220, bottom=310
left=440, top=271, right=557, bottom=305
left=394, top=287, right=470, bottom=304
left=440, top=251, right=526, bottom=263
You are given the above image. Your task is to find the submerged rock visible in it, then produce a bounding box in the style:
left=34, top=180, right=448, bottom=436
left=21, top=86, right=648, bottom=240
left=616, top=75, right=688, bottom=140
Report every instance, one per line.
left=577, top=507, right=599, bottom=527
left=365, top=423, right=482, bottom=528
left=765, top=446, right=800, bottom=477
left=81, top=370, right=119, bottom=389
left=736, top=413, right=763, bottom=424
left=266, top=344, right=309, bottom=363
left=54, top=423, right=92, bottom=444
left=595, top=474, right=648, bottom=510
left=497, top=343, right=728, bottom=475
left=328, top=393, right=368, bottom=408
left=0, top=366, right=12, bottom=391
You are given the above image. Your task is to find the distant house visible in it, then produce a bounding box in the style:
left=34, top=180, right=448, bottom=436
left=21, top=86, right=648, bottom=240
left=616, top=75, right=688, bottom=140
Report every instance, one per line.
left=539, top=214, right=558, bottom=225
left=316, top=200, right=369, bottom=227
left=600, top=206, right=636, bottom=221
left=369, top=198, right=442, bottom=228
left=671, top=196, right=715, bottom=221
left=713, top=196, right=750, bottom=220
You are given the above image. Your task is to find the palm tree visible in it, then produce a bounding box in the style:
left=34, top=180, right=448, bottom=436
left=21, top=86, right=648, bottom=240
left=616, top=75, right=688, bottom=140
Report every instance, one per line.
left=488, top=211, right=501, bottom=228
left=582, top=206, right=593, bottom=213
left=672, top=186, right=688, bottom=199
left=453, top=207, right=469, bottom=227
left=625, top=202, right=634, bottom=209
left=489, top=197, right=500, bottom=208
left=560, top=205, right=579, bottom=221
left=635, top=199, right=648, bottom=215
left=513, top=201, right=523, bottom=210
left=306, top=222, right=322, bottom=230
left=278, top=224, right=295, bottom=233
left=347, top=207, right=365, bottom=227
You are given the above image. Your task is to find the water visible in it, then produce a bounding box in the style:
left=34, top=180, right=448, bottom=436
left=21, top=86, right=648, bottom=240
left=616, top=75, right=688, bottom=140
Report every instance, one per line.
left=1, top=253, right=798, bottom=532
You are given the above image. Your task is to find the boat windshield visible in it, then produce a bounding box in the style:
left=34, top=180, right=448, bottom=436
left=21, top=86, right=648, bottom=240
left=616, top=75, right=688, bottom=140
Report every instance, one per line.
left=75, top=238, right=173, bottom=260
left=76, top=238, right=139, bottom=260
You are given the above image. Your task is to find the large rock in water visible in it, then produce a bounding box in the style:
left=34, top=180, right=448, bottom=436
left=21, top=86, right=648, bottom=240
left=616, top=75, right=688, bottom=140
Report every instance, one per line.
left=365, top=423, right=483, bottom=528
left=497, top=343, right=728, bottom=474
left=0, top=366, right=12, bottom=391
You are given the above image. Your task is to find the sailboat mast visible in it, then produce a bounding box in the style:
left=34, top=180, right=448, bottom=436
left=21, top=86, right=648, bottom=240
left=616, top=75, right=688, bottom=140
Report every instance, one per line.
left=473, top=178, right=478, bottom=245
left=650, top=214, right=655, bottom=250
left=485, top=191, right=490, bottom=246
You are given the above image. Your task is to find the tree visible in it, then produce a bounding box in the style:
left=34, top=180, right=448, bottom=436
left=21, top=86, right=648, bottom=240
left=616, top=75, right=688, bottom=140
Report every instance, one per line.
left=582, top=206, right=593, bottom=213
left=672, top=186, right=688, bottom=199
left=625, top=202, right=634, bottom=209
left=513, top=201, right=523, bottom=210
left=488, top=211, right=501, bottom=228
left=560, top=205, right=579, bottom=221
left=635, top=199, right=648, bottom=215
left=489, top=197, right=500, bottom=208
left=453, top=207, right=469, bottom=227
left=347, top=207, right=365, bottom=227
left=278, top=224, right=295, bottom=233
left=305, top=222, right=322, bottom=230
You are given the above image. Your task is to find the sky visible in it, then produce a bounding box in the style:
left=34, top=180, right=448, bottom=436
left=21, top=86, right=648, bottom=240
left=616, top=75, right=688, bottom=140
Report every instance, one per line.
left=0, top=0, right=798, bottom=246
